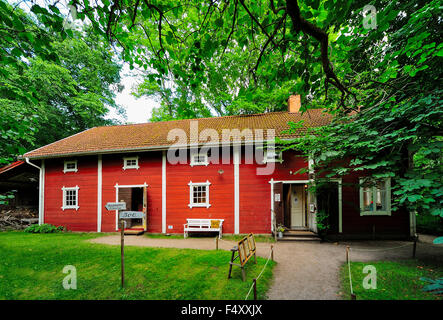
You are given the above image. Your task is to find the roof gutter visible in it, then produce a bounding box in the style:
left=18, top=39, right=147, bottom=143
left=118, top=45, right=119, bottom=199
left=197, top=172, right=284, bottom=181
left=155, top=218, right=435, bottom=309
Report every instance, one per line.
left=25, top=157, right=41, bottom=170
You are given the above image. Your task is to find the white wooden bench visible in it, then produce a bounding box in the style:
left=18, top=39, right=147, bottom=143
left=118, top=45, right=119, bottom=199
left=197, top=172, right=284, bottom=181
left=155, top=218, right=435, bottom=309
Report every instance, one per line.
left=183, top=219, right=224, bottom=239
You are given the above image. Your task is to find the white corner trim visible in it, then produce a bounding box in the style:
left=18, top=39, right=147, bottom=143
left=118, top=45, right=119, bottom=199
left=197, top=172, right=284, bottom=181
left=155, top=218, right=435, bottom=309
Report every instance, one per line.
left=162, top=150, right=167, bottom=234
left=329, top=178, right=343, bottom=233
left=188, top=180, right=211, bottom=208
left=234, top=145, right=240, bottom=234
left=97, top=155, right=102, bottom=232
left=123, top=156, right=139, bottom=170
left=115, top=187, right=118, bottom=231
left=410, top=210, right=417, bottom=237
left=269, top=178, right=274, bottom=232
left=61, top=185, right=80, bottom=211
left=40, top=160, right=45, bottom=224
left=63, top=160, right=78, bottom=173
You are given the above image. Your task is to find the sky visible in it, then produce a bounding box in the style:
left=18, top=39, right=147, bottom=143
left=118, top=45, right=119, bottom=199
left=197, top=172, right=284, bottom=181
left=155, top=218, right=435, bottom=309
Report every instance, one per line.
left=107, top=64, right=159, bottom=124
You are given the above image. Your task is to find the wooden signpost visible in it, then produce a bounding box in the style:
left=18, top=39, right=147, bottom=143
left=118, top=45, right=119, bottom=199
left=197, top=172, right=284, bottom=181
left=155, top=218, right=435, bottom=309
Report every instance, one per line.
left=104, top=202, right=146, bottom=288
left=117, top=211, right=144, bottom=288
left=105, top=201, right=127, bottom=288
left=120, top=219, right=125, bottom=288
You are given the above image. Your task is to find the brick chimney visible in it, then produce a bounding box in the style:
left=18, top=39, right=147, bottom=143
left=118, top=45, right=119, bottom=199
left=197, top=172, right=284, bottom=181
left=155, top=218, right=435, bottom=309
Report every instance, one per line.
left=288, top=94, right=301, bottom=113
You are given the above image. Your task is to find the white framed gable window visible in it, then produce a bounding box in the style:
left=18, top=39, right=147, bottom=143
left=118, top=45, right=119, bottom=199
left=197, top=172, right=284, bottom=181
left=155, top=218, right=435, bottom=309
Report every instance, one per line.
left=63, top=160, right=78, bottom=173
left=263, top=150, right=283, bottom=163
left=123, top=156, right=139, bottom=170
left=62, top=186, right=79, bottom=211
left=360, top=178, right=391, bottom=216
left=190, top=153, right=209, bottom=166
left=188, top=181, right=211, bottom=208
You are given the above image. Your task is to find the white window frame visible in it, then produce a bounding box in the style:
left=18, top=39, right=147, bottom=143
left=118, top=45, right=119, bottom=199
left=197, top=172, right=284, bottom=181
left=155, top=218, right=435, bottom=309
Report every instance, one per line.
left=359, top=178, right=391, bottom=216
left=263, top=150, right=283, bottom=163
left=123, top=156, right=139, bottom=170
left=188, top=180, right=211, bottom=208
left=63, top=160, right=78, bottom=173
left=190, top=153, right=209, bottom=166
left=61, top=186, right=79, bottom=211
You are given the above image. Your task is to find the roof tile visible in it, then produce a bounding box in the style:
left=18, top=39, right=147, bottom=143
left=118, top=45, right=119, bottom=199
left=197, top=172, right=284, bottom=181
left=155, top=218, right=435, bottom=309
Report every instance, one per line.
left=23, top=110, right=331, bottom=159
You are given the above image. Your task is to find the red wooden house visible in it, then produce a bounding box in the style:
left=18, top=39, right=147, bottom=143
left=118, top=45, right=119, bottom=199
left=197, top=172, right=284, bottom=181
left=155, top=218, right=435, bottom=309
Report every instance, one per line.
left=21, top=96, right=415, bottom=239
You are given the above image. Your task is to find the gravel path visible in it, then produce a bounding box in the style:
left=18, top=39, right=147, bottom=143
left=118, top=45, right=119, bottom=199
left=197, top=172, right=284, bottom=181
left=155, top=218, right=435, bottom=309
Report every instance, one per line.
left=90, top=235, right=443, bottom=300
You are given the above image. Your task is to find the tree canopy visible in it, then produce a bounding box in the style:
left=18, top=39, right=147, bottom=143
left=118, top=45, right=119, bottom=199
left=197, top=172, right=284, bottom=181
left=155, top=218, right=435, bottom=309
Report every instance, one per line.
left=0, top=0, right=124, bottom=163
left=0, top=0, right=441, bottom=218
left=74, top=0, right=442, bottom=217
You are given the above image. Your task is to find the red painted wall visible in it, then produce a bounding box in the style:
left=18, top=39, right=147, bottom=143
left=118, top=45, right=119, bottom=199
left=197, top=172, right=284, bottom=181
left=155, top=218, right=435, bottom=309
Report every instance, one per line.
left=42, top=147, right=410, bottom=237
left=44, top=156, right=98, bottom=231
left=165, top=151, right=235, bottom=234
left=101, top=152, right=163, bottom=233
left=239, top=149, right=309, bottom=234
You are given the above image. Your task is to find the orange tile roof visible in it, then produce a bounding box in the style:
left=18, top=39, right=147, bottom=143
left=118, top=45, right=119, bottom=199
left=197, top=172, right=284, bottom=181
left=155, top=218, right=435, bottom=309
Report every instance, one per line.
left=0, top=160, right=25, bottom=174
left=23, top=110, right=332, bottom=159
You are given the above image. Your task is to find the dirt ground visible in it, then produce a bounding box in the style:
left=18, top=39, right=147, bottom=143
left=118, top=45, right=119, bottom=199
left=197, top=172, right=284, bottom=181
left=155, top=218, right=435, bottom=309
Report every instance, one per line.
left=90, top=234, right=443, bottom=300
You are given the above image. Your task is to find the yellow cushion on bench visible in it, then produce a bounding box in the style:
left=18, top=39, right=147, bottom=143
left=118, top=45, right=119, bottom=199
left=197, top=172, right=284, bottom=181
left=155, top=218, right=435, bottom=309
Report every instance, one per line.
left=210, top=220, right=220, bottom=228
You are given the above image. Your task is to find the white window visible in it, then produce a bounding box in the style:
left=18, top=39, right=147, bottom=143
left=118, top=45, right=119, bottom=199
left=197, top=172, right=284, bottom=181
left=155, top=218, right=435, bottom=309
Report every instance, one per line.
left=359, top=178, right=391, bottom=216
left=188, top=181, right=211, bottom=208
left=190, top=153, right=209, bottom=166
left=123, top=156, right=139, bottom=170
left=263, top=150, right=283, bottom=163
left=63, top=160, right=78, bottom=173
left=62, top=186, right=79, bottom=211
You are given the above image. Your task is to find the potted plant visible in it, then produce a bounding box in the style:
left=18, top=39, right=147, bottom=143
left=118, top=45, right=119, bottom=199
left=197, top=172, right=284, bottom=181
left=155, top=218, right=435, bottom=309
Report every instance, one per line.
left=277, top=225, right=285, bottom=238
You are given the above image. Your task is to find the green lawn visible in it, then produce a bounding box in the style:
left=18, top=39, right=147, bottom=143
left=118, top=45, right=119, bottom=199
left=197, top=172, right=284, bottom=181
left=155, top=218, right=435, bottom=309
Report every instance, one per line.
left=340, top=260, right=443, bottom=300
left=0, top=232, right=274, bottom=300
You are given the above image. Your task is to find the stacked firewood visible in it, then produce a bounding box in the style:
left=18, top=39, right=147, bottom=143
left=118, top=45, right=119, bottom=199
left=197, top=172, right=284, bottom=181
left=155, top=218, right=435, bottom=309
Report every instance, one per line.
left=0, top=208, right=38, bottom=231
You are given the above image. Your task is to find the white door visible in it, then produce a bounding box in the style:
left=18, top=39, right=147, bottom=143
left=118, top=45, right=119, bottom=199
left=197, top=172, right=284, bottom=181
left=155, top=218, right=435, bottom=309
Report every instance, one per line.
left=291, top=185, right=304, bottom=228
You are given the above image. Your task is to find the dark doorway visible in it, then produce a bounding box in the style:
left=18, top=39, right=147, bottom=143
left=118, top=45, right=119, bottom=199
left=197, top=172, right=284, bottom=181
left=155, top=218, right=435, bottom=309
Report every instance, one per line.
left=283, top=184, right=291, bottom=228
left=131, top=187, right=143, bottom=228
left=131, top=187, right=143, bottom=211
left=316, top=182, right=339, bottom=234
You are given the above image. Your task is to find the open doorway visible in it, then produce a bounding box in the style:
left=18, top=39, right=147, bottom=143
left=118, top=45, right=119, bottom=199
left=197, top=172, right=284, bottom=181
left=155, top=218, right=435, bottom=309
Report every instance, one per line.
left=316, top=181, right=341, bottom=234
left=116, top=185, right=147, bottom=231
left=274, top=182, right=308, bottom=231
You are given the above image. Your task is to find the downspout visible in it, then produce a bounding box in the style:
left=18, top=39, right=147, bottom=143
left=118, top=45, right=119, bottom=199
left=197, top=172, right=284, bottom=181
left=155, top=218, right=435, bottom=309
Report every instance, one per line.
left=25, top=157, right=45, bottom=225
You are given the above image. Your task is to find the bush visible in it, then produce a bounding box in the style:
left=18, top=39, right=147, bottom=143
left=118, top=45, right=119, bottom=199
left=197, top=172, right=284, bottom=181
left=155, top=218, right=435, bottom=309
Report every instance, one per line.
left=417, top=213, right=443, bottom=236
left=24, top=224, right=65, bottom=233
left=316, top=210, right=330, bottom=234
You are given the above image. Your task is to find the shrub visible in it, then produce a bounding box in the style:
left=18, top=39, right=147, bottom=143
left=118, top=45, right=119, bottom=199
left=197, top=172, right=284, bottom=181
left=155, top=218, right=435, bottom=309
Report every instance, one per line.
left=316, top=210, right=330, bottom=233
left=24, top=223, right=65, bottom=233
